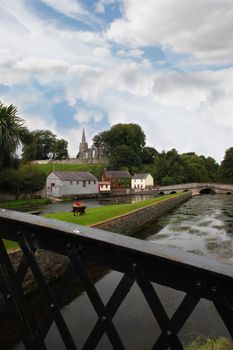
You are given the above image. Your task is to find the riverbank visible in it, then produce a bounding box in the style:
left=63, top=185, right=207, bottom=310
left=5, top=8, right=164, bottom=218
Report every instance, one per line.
left=44, top=193, right=186, bottom=226
left=4, top=192, right=191, bottom=293
left=0, top=198, right=52, bottom=209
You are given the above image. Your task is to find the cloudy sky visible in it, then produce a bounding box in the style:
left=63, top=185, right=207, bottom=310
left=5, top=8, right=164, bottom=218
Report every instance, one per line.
left=1, top=0, right=233, bottom=162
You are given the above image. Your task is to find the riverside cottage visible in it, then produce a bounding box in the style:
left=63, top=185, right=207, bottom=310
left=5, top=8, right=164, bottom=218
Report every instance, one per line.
left=102, top=170, right=131, bottom=189
left=131, top=173, right=154, bottom=190
left=46, top=171, right=98, bottom=197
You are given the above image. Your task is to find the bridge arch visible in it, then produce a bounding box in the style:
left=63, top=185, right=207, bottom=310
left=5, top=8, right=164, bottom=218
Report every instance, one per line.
left=226, top=192, right=232, bottom=195
left=199, top=188, right=216, bottom=195
left=170, top=191, right=177, bottom=194
left=159, top=191, right=164, bottom=195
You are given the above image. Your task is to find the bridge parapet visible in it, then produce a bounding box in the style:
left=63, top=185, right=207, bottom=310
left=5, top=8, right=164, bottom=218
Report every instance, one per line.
left=1, top=209, right=233, bottom=349
left=158, top=183, right=233, bottom=195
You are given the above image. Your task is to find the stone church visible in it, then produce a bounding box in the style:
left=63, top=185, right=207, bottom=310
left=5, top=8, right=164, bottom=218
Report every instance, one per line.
left=78, top=129, right=107, bottom=161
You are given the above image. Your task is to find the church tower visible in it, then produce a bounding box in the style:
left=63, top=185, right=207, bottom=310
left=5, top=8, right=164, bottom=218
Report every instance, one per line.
left=79, top=128, right=88, bottom=154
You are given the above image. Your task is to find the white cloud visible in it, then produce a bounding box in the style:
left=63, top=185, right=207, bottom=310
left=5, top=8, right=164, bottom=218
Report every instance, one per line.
left=107, top=0, right=233, bottom=65
left=1, top=0, right=233, bottom=162
left=74, top=108, right=104, bottom=123
left=40, top=0, right=88, bottom=17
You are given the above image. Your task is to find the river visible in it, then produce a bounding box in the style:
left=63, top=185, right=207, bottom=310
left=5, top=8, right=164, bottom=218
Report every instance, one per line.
left=7, top=195, right=233, bottom=349
left=16, top=194, right=158, bottom=214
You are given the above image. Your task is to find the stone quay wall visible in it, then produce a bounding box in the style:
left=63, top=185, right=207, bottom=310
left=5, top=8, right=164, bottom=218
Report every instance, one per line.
left=4, top=192, right=191, bottom=296
left=91, top=192, right=192, bottom=235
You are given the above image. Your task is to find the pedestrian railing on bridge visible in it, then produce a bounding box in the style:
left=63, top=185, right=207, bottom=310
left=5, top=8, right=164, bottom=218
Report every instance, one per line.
left=0, top=208, right=233, bottom=349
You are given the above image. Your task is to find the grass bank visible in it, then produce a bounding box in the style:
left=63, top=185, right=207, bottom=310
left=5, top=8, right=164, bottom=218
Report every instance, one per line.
left=44, top=193, right=182, bottom=226
left=0, top=198, right=52, bottom=209
left=185, top=337, right=233, bottom=349
left=36, top=163, right=107, bottom=178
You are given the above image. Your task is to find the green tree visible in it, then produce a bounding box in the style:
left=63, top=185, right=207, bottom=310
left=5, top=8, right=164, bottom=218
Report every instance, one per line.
left=0, top=101, right=29, bottom=168
left=54, top=139, right=69, bottom=159
left=200, top=155, right=219, bottom=182
left=0, top=165, right=46, bottom=198
left=219, top=147, right=233, bottom=183
left=155, top=149, right=187, bottom=184
left=141, top=147, right=158, bottom=164
left=22, top=130, right=69, bottom=161
left=93, top=123, right=146, bottom=170
left=181, top=153, right=209, bottom=182
left=109, top=145, right=142, bottom=170
left=93, top=123, right=146, bottom=154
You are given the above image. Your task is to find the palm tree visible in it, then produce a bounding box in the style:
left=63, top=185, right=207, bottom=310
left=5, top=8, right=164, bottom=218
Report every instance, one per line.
left=0, top=102, right=28, bottom=168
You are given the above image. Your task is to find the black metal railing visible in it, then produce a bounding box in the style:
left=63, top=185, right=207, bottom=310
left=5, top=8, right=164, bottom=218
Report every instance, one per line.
left=0, top=208, right=233, bottom=349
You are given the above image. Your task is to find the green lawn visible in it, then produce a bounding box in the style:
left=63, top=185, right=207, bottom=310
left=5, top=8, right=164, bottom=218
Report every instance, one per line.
left=44, top=193, right=182, bottom=226
left=3, top=193, right=186, bottom=251
left=36, top=163, right=107, bottom=178
left=3, top=240, right=19, bottom=251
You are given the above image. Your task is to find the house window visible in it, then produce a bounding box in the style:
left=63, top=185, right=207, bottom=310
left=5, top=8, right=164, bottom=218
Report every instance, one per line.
left=88, top=180, right=91, bottom=184
left=83, top=181, right=86, bottom=187
left=76, top=181, right=79, bottom=185
left=94, top=180, right=96, bottom=184
left=70, top=181, right=73, bottom=185
left=51, top=183, right=55, bottom=187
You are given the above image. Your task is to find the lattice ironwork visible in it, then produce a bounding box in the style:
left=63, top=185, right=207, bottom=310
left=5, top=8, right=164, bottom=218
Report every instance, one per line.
left=0, top=209, right=233, bottom=349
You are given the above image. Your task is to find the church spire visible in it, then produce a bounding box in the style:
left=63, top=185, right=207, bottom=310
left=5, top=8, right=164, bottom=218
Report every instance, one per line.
left=82, top=128, right=86, bottom=143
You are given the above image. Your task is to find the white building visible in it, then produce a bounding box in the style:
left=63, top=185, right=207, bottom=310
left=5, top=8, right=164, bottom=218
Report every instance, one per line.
left=131, top=173, right=154, bottom=190
left=46, top=171, right=98, bottom=197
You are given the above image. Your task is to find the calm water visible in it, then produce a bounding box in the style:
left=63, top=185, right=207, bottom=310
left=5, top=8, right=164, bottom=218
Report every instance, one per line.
left=9, top=195, right=233, bottom=349
left=16, top=194, right=158, bottom=214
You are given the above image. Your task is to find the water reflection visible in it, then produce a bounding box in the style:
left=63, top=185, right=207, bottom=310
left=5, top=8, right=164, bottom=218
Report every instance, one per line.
left=15, top=194, right=158, bottom=214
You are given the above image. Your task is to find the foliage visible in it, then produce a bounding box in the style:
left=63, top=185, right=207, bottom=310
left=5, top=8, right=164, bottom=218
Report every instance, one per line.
left=45, top=193, right=181, bottom=226
left=219, top=147, right=233, bottom=183
left=200, top=155, right=220, bottom=182
left=185, top=337, right=233, bottom=350
left=93, top=123, right=146, bottom=169
left=0, top=101, right=29, bottom=168
left=109, top=145, right=142, bottom=170
left=181, top=153, right=209, bottom=183
left=93, top=123, right=146, bottom=153
left=54, top=139, right=69, bottom=159
left=155, top=149, right=187, bottom=184
left=141, top=146, right=158, bottom=164
left=154, top=149, right=219, bottom=185
left=22, top=129, right=69, bottom=161
left=0, top=165, right=46, bottom=199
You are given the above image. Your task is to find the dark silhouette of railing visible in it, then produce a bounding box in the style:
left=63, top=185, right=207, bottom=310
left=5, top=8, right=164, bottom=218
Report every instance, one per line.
left=0, top=208, right=233, bottom=349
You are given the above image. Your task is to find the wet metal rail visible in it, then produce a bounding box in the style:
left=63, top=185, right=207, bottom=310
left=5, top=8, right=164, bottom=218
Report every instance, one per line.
left=0, top=208, right=233, bottom=349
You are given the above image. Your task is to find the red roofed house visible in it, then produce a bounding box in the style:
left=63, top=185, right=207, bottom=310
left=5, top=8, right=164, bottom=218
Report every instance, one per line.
left=102, top=170, right=131, bottom=189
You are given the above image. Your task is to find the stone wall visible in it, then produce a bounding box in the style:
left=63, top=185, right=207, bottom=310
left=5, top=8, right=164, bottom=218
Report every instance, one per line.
left=6, top=249, right=69, bottom=295
left=91, top=192, right=192, bottom=235
left=31, top=158, right=108, bottom=165
left=4, top=192, right=191, bottom=295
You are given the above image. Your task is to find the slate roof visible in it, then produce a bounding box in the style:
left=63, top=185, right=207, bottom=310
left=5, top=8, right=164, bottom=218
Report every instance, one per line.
left=105, top=170, right=131, bottom=178
left=52, top=171, right=98, bottom=181
left=132, top=173, right=151, bottom=179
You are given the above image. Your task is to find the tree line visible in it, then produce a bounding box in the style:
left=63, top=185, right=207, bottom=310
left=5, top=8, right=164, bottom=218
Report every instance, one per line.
left=1, top=100, right=233, bottom=199
left=93, top=123, right=233, bottom=185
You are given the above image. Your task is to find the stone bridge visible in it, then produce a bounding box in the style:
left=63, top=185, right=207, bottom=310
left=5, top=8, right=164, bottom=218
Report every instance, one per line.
left=158, top=182, right=233, bottom=196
